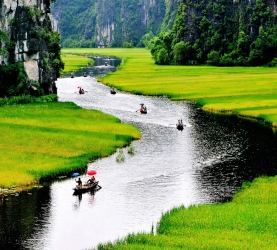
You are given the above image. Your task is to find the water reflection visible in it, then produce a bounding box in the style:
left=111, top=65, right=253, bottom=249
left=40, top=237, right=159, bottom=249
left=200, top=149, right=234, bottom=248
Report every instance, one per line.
left=1, top=76, right=277, bottom=250
left=63, top=56, right=121, bottom=78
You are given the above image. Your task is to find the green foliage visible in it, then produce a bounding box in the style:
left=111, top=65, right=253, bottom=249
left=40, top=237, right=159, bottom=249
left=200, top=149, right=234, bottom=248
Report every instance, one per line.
left=150, top=0, right=277, bottom=66
left=150, top=32, right=173, bottom=65
left=0, top=31, right=11, bottom=58
left=207, top=50, right=220, bottom=65
left=127, top=145, right=134, bottom=155
left=123, top=42, right=133, bottom=48
left=0, top=63, right=29, bottom=97
left=173, top=41, right=192, bottom=64
left=116, top=149, right=125, bottom=162
left=139, top=32, right=155, bottom=48
left=0, top=94, right=57, bottom=106
left=51, top=0, right=98, bottom=47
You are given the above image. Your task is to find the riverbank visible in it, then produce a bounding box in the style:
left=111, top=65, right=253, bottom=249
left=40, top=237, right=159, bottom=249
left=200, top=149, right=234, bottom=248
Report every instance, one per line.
left=95, top=175, right=277, bottom=249
left=62, top=48, right=277, bottom=130
left=61, top=48, right=277, bottom=249
left=0, top=101, right=140, bottom=189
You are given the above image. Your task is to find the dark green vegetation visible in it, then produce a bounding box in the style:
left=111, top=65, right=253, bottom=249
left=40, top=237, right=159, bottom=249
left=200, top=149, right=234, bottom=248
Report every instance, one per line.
left=96, top=176, right=277, bottom=249
left=151, top=0, right=277, bottom=66
left=0, top=101, right=140, bottom=188
left=51, top=0, right=173, bottom=48
left=0, top=63, right=29, bottom=97
left=0, top=94, right=58, bottom=106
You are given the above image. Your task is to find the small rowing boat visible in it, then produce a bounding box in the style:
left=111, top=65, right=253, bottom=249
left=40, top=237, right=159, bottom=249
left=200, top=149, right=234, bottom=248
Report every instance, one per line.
left=73, top=181, right=101, bottom=195
left=176, top=123, right=184, bottom=131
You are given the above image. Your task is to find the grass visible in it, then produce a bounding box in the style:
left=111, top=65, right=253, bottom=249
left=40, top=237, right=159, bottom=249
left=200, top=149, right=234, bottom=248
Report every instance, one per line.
left=62, top=48, right=277, bottom=127
left=60, top=48, right=277, bottom=249
left=96, top=176, right=277, bottom=250
left=61, top=53, right=93, bottom=73
left=0, top=102, right=140, bottom=188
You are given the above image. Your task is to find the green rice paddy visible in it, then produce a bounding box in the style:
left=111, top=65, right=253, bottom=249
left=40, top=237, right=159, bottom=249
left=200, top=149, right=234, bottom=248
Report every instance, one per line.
left=61, top=48, right=277, bottom=249
left=61, top=53, right=93, bottom=73
left=0, top=102, right=140, bottom=188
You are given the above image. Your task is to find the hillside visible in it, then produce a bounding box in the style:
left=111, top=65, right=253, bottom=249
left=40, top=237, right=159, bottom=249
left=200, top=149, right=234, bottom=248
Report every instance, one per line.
left=51, top=0, right=179, bottom=47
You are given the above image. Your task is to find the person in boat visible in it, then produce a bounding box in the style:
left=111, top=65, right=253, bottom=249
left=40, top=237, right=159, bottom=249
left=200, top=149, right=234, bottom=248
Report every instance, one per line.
left=140, top=104, right=147, bottom=112
left=87, top=175, right=96, bottom=185
left=76, top=177, right=82, bottom=188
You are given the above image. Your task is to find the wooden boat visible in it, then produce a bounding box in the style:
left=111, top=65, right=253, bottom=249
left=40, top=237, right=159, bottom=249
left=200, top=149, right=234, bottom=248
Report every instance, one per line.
left=140, top=109, right=147, bottom=114
left=176, top=123, right=184, bottom=131
left=73, top=181, right=100, bottom=195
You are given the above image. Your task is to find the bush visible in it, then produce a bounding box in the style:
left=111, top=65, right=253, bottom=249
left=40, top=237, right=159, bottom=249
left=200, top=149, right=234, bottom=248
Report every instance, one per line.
left=219, top=53, right=235, bottom=66
left=207, top=50, right=220, bottom=65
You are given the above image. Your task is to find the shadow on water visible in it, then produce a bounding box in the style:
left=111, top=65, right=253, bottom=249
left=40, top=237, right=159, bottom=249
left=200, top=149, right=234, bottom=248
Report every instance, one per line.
left=1, top=76, right=277, bottom=249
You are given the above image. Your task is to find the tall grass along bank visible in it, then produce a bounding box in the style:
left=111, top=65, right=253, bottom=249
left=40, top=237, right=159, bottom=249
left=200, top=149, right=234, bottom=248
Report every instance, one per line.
left=62, top=48, right=277, bottom=129
left=0, top=102, right=140, bottom=188
left=95, top=175, right=277, bottom=250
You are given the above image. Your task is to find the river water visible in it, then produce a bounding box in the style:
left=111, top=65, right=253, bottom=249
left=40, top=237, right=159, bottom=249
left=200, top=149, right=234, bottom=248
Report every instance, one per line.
left=1, top=75, right=277, bottom=250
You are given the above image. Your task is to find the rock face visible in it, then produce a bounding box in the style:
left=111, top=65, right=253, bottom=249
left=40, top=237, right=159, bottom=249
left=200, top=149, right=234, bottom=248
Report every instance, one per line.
left=95, top=0, right=167, bottom=47
left=51, top=0, right=176, bottom=47
left=0, top=0, right=59, bottom=94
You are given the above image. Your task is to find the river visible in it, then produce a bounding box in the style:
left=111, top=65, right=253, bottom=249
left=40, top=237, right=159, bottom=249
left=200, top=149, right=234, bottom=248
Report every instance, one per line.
left=1, top=75, right=277, bottom=250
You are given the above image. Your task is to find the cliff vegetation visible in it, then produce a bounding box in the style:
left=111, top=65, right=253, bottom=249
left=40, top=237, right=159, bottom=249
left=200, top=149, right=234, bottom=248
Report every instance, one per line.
left=150, top=0, right=277, bottom=66
left=0, top=0, right=64, bottom=97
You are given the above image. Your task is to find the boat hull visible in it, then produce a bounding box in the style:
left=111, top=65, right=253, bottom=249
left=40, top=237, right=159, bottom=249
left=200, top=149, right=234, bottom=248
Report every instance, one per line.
left=176, top=124, right=184, bottom=130
left=73, top=181, right=100, bottom=195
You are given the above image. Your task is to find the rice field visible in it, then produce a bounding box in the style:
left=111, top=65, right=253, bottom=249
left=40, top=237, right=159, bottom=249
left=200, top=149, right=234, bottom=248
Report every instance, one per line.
left=0, top=102, right=140, bottom=188
left=61, top=53, right=93, bottom=73
left=62, top=48, right=277, bottom=128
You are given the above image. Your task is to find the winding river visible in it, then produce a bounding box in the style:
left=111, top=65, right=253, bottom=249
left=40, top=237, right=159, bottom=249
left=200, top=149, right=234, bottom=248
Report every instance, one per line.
left=1, top=74, right=277, bottom=250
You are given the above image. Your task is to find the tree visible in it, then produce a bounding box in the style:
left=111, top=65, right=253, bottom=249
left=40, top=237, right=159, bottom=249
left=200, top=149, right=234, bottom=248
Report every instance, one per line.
left=173, top=41, right=191, bottom=64
left=207, top=51, right=220, bottom=65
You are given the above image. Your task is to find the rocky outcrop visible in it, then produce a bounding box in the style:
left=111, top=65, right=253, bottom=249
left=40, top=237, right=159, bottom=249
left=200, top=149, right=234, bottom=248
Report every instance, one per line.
left=51, top=0, right=169, bottom=47
left=0, top=0, right=59, bottom=94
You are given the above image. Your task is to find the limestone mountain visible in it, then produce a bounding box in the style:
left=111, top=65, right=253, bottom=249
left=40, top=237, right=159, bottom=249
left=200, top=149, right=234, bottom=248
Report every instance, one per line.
left=51, top=0, right=180, bottom=47
left=0, top=0, right=63, bottom=97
